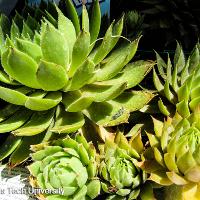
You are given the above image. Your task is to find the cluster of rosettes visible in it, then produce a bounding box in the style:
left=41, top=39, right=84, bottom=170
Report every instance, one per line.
left=0, top=0, right=154, bottom=165
left=144, top=112, right=200, bottom=199
left=28, top=131, right=155, bottom=200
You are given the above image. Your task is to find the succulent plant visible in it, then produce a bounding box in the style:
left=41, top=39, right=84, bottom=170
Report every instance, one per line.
left=153, top=42, right=200, bottom=117
left=0, top=0, right=154, bottom=165
left=98, top=130, right=155, bottom=200
left=143, top=111, right=200, bottom=199
left=28, top=134, right=100, bottom=200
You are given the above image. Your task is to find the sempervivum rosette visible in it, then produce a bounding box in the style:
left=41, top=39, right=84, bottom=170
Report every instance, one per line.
left=153, top=42, right=200, bottom=117
left=28, top=134, right=100, bottom=200
left=99, top=131, right=155, bottom=200
left=143, top=111, right=200, bottom=200
left=0, top=0, right=154, bottom=165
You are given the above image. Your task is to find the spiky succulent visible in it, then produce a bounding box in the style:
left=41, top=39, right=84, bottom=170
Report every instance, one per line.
left=143, top=111, right=200, bottom=199
left=98, top=131, right=155, bottom=199
left=28, top=134, right=100, bottom=200
left=0, top=0, right=154, bottom=165
left=153, top=42, right=200, bottom=117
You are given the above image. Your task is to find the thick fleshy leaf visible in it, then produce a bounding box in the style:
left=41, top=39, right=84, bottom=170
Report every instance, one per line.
left=89, top=0, right=101, bottom=44
left=12, top=109, right=54, bottom=136
left=10, top=21, right=20, bottom=41
left=0, top=86, right=28, bottom=106
left=189, top=45, right=200, bottom=73
left=104, top=60, right=154, bottom=89
left=177, top=151, right=197, bottom=175
left=41, top=24, right=69, bottom=68
left=69, top=31, right=90, bottom=77
left=93, top=17, right=124, bottom=65
left=82, top=82, right=127, bottom=102
left=0, top=14, right=10, bottom=36
left=7, top=48, right=40, bottom=88
left=155, top=51, right=167, bottom=79
left=84, top=101, right=130, bottom=126
left=176, top=100, right=190, bottom=118
left=51, top=107, right=85, bottom=133
left=0, top=135, right=22, bottom=161
left=0, top=104, right=20, bottom=122
left=67, top=59, right=95, bottom=91
left=149, top=171, right=172, bottom=186
left=9, top=133, right=46, bottom=167
left=82, top=5, right=89, bottom=32
left=25, top=92, right=62, bottom=111
left=62, top=91, right=93, bottom=112
left=190, top=97, right=200, bottom=111
left=112, top=91, right=154, bottom=112
left=164, top=153, right=179, bottom=173
left=153, top=68, right=164, bottom=92
left=57, top=6, right=76, bottom=61
left=95, top=39, right=140, bottom=82
left=158, top=99, right=170, bottom=116
left=185, top=166, right=200, bottom=183
left=174, top=42, right=185, bottom=73
left=16, top=38, right=42, bottom=63
left=21, top=21, right=34, bottom=39
left=37, top=60, right=68, bottom=91
left=166, top=172, right=188, bottom=185
left=64, top=0, right=80, bottom=34
left=152, top=117, right=163, bottom=138
left=87, top=180, right=101, bottom=199
left=0, top=109, right=32, bottom=133
left=0, top=70, right=20, bottom=85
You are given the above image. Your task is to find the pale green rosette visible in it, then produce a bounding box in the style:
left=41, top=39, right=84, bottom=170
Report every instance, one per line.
left=99, top=131, right=155, bottom=200
left=28, top=134, right=100, bottom=200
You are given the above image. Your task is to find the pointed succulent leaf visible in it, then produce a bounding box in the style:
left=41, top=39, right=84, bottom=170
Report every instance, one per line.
left=92, top=21, right=118, bottom=65
left=67, top=59, right=95, bottom=91
left=89, top=0, right=101, bottom=44
left=82, top=82, right=127, bottom=102
left=7, top=47, right=40, bottom=89
left=85, top=101, right=130, bottom=126
left=176, top=100, right=190, bottom=118
left=189, top=45, right=200, bottom=73
left=69, top=31, right=90, bottom=77
left=0, top=135, right=22, bottom=161
left=82, top=5, right=89, bottom=32
left=9, top=133, right=46, bottom=167
left=62, top=91, right=93, bottom=112
left=22, top=21, right=34, bottom=39
left=16, top=38, right=42, bottom=63
left=56, top=6, right=76, bottom=61
left=0, top=86, right=28, bottom=106
left=95, top=39, right=140, bottom=82
left=174, top=42, right=185, bottom=73
left=25, top=92, right=62, bottom=111
left=157, top=99, right=170, bottom=116
left=104, top=60, right=154, bottom=89
left=13, top=109, right=54, bottom=136
left=64, top=0, right=80, bottom=34
left=37, top=60, right=68, bottom=91
left=51, top=107, right=85, bottom=133
left=11, top=21, right=20, bottom=41
left=0, top=109, right=32, bottom=133
left=112, top=91, right=154, bottom=112
left=41, top=24, right=69, bottom=68
left=155, top=51, right=167, bottom=79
